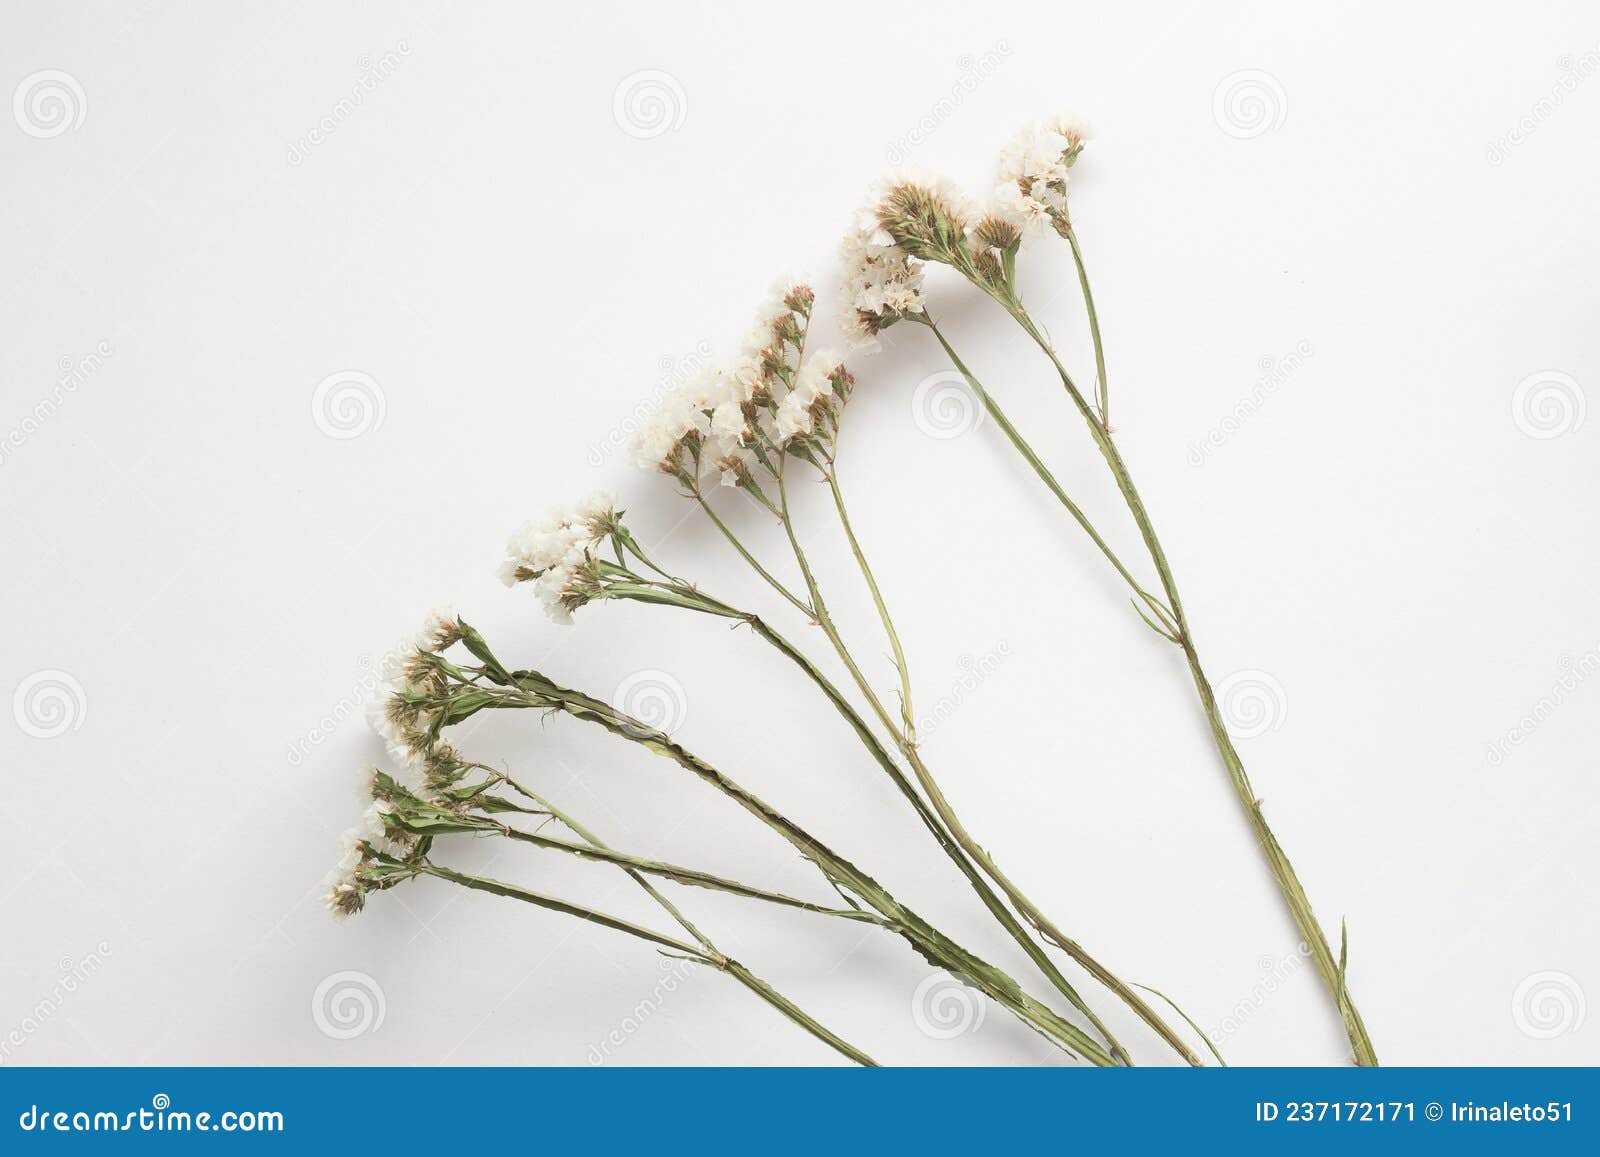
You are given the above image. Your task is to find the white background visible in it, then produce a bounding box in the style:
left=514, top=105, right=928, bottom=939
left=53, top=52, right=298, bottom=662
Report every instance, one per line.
left=3, top=1, right=1596, bottom=1068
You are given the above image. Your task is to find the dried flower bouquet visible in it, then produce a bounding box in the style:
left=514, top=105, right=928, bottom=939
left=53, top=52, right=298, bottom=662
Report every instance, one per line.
left=327, top=117, right=1376, bottom=1067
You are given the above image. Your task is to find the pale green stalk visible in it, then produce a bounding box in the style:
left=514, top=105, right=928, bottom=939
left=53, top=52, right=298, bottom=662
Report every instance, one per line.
left=673, top=483, right=1135, bottom=1064
left=397, top=766, right=875, bottom=1065
left=1065, top=228, right=1109, bottom=428
left=441, top=635, right=1118, bottom=1064
left=420, top=861, right=876, bottom=1066
left=952, top=280, right=1378, bottom=1066
left=916, top=315, right=1178, bottom=637
left=781, top=450, right=1203, bottom=1067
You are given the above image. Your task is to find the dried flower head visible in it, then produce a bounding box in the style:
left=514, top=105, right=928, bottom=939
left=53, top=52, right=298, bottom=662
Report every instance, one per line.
left=500, top=493, right=617, bottom=624
left=634, top=386, right=708, bottom=484
left=776, top=349, right=846, bottom=447
left=841, top=188, right=930, bottom=347
left=872, top=176, right=972, bottom=263
left=993, top=116, right=1088, bottom=234
left=323, top=771, right=419, bottom=919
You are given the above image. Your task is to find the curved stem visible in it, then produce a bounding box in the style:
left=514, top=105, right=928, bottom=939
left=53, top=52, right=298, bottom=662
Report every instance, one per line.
left=494, top=774, right=717, bottom=948
left=693, top=492, right=814, bottom=618
left=420, top=862, right=875, bottom=1066
left=806, top=464, right=1201, bottom=1065
left=773, top=461, right=1144, bottom=1065
left=1065, top=228, right=1109, bottom=429
left=921, top=316, right=1171, bottom=625
left=674, top=497, right=1139, bottom=1059
left=996, top=296, right=1378, bottom=1067
left=493, top=821, right=884, bottom=922
left=823, top=467, right=917, bottom=742
left=475, top=664, right=1116, bottom=1064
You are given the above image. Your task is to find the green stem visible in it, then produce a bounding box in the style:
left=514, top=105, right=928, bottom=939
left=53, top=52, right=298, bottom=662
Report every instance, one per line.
left=421, top=862, right=876, bottom=1066
left=493, top=821, right=884, bottom=922
left=494, top=774, right=717, bottom=947
left=1065, top=228, right=1109, bottom=428
left=478, top=666, right=1117, bottom=1065
left=823, top=468, right=917, bottom=742
left=999, top=297, right=1378, bottom=1067
left=921, top=316, right=1171, bottom=627
left=693, top=492, right=814, bottom=618
left=807, top=464, right=1201, bottom=1065
left=772, top=461, right=1141, bottom=1065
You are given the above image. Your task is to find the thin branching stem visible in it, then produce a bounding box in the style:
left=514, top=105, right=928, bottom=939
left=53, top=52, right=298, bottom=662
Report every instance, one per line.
left=1065, top=227, right=1109, bottom=429
left=771, top=458, right=1154, bottom=1065
left=453, top=654, right=1117, bottom=1065
left=785, top=452, right=1203, bottom=1067
left=420, top=861, right=876, bottom=1066
left=958, top=288, right=1377, bottom=1066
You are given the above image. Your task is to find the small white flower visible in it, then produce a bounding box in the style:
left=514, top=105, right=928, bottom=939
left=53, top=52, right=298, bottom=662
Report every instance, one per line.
left=634, top=388, right=704, bottom=473
left=775, top=349, right=845, bottom=446
left=414, top=606, right=459, bottom=653
left=501, top=493, right=616, bottom=625
left=839, top=201, right=926, bottom=346
left=775, top=390, right=813, bottom=443
left=992, top=116, right=1086, bottom=230
left=324, top=773, right=416, bottom=918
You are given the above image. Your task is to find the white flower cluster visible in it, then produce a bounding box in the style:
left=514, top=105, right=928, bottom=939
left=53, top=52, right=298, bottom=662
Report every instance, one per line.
left=633, top=278, right=837, bottom=479
left=840, top=185, right=928, bottom=347
left=499, top=492, right=616, bottom=624
left=323, top=772, right=413, bottom=919
left=993, top=116, right=1088, bottom=230
left=365, top=605, right=460, bottom=786
left=775, top=349, right=845, bottom=444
